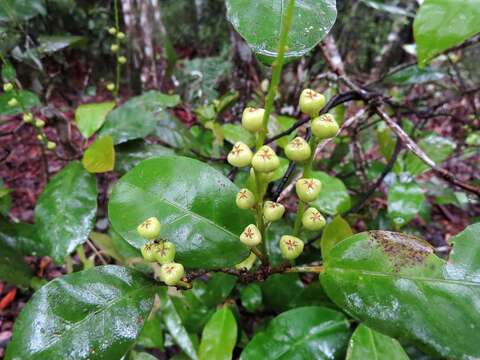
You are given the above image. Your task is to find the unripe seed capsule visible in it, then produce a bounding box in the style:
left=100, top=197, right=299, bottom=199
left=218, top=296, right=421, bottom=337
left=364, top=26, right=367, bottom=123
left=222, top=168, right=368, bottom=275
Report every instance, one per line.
left=153, top=241, right=176, bottom=265
left=295, top=178, right=322, bottom=203
left=236, top=188, right=256, bottom=210
left=251, top=145, right=280, bottom=173
left=159, top=262, right=185, bottom=286
left=107, top=83, right=115, bottom=91
left=235, top=252, right=257, bottom=270
left=35, top=119, right=45, bottom=128
left=249, top=168, right=274, bottom=183
left=311, top=113, right=339, bottom=140
left=116, top=32, right=125, bottom=40
left=46, top=141, right=57, bottom=150
left=23, top=113, right=33, bottom=123
left=227, top=141, right=253, bottom=168
left=3, top=83, right=13, bottom=92
left=279, top=235, right=304, bottom=260
left=108, top=27, right=117, bottom=35
left=263, top=201, right=285, bottom=222
left=111, top=44, right=119, bottom=53
left=285, top=137, right=311, bottom=162
left=242, top=107, right=265, bottom=132
left=137, top=217, right=161, bottom=240
left=141, top=241, right=156, bottom=262
left=240, top=224, right=262, bottom=247
left=8, top=98, right=18, bottom=107
left=299, top=89, right=325, bottom=117
left=302, top=207, right=326, bottom=231
left=118, top=56, right=127, bottom=64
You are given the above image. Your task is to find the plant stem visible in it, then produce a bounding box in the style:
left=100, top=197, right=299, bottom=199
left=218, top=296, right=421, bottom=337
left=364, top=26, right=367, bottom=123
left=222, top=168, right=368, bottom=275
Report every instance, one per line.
left=113, top=0, right=121, bottom=98
left=257, top=0, right=296, bottom=148
left=285, top=265, right=324, bottom=273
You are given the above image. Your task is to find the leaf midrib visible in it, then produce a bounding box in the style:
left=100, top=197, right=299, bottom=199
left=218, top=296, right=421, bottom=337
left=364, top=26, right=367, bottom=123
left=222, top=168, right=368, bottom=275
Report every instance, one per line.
left=131, top=183, right=240, bottom=241
left=327, top=267, right=480, bottom=287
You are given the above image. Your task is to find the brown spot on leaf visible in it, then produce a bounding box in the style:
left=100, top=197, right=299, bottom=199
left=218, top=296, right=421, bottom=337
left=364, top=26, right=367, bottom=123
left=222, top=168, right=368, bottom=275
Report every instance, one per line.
left=368, top=231, right=433, bottom=272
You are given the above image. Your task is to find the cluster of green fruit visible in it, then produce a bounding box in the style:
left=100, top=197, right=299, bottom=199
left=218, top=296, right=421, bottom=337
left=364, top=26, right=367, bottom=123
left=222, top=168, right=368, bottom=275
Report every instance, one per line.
left=228, top=89, right=339, bottom=261
left=106, top=27, right=127, bottom=92
left=137, top=217, right=185, bottom=286
left=3, top=82, right=56, bottom=151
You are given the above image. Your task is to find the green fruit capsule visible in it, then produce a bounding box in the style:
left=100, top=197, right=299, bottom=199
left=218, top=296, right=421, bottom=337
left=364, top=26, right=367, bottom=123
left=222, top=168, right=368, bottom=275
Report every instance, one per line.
left=106, top=83, right=115, bottom=91
left=240, top=224, right=262, bottom=247
left=111, top=44, right=119, bottom=53
left=137, top=217, right=161, bottom=240
left=227, top=141, right=253, bottom=167
left=302, top=207, right=326, bottom=231
left=236, top=188, right=256, bottom=209
left=299, top=89, right=325, bottom=117
left=117, top=32, right=125, bottom=40
left=108, top=27, right=117, bottom=35
left=35, top=119, right=45, bottom=128
left=117, top=56, right=127, bottom=64
left=153, top=241, right=176, bottom=264
left=251, top=145, right=280, bottom=173
left=242, top=107, right=265, bottom=132
left=46, top=141, right=56, bottom=150
left=295, top=178, right=322, bottom=203
left=8, top=98, right=18, bottom=107
left=23, top=113, right=33, bottom=123
left=3, top=83, right=13, bottom=92
left=311, top=113, right=339, bottom=139
left=279, top=235, right=304, bottom=260
left=159, top=262, right=185, bottom=286
left=285, top=137, right=311, bottom=162
left=140, top=241, right=156, bottom=262
left=263, top=201, right=285, bottom=222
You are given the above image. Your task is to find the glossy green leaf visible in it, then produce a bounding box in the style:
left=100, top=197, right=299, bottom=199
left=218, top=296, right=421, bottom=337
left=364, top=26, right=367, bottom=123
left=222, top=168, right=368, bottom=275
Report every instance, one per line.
left=384, top=65, right=444, bottom=85
left=240, top=283, right=263, bottom=312
left=404, top=134, right=455, bottom=175
left=320, top=215, right=353, bottom=259
left=38, top=35, right=86, bottom=53
left=346, top=324, right=410, bottom=360
left=35, top=162, right=97, bottom=263
left=99, top=91, right=180, bottom=145
left=311, top=171, right=351, bottom=215
left=414, top=0, right=480, bottom=67
left=0, top=217, right=43, bottom=255
left=445, top=223, right=480, bottom=281
left=115, top=141, right=175, bottom=174
left=387, top=180, right=425, bottom=227
left=199, top=307, right=237, bottom=360
left=153, top=111, right=198, bottom=150
left=222, top=124, right=255, bottom=148
left=226, top=0, right=337, bottom=63
left=159, top=289, right=199, bottom=360
left=321, top=230, right=480, bottom=359
left=82, top=136, right=115, bottom=173
left=0, top=90, right=40, bottom=116
left=0, top=0, right=46, bottom=23
left=240, top=306, right=350, bottom=360
left=109, top=156, right=251, bottom=268
left=0, top=240, right=33, bottom=287
left=6, top=265, right=156, bottom=360
left=75, top=101, right=115, bottom=139
left=262, top=274, right=303, bottom=312
left=137, top=310, right=164, bottom=350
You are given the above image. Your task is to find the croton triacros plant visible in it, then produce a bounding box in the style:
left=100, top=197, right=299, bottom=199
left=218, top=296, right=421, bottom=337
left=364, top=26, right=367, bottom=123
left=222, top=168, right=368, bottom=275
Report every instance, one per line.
left=3, top=0, right=480, bottom=359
